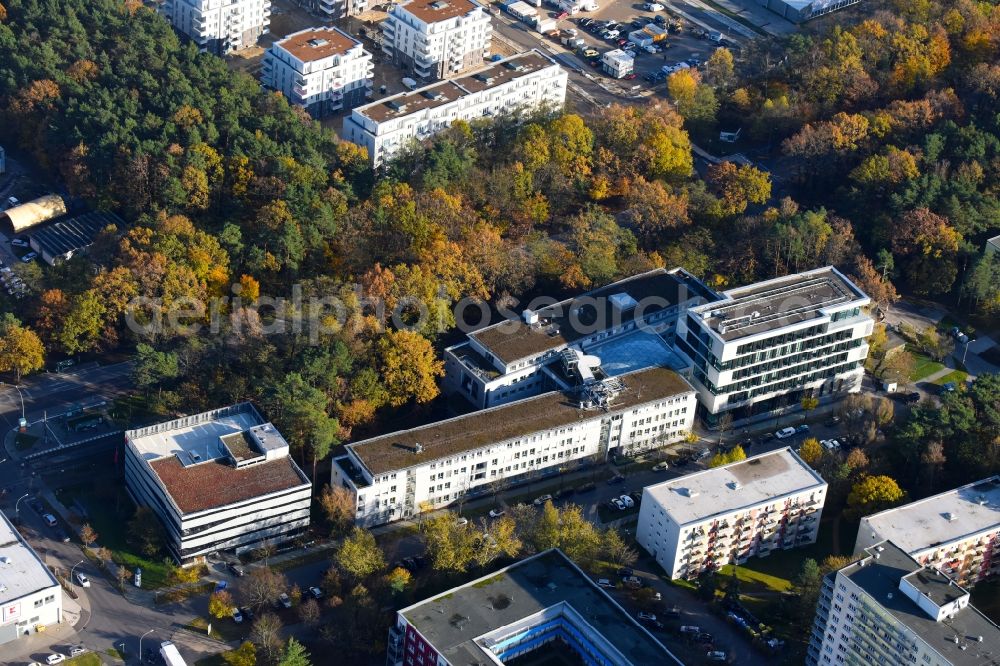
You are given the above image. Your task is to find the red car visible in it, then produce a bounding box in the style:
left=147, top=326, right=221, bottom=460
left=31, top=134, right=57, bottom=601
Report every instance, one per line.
left=617, top=38, right=629, bottom=47
left=623, top=73, right=637, bottom=80
left=556, top=11, right=568, bottom=19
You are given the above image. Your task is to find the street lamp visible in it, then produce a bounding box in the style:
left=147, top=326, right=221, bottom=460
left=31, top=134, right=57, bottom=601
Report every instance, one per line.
left=138, top=628, right=156, bottom=664
left=962, top=338, right=976, bottom=366
left=0, top=382, right=26, bottom=421
left=14, top=493, right=29, bottom=520
left=70, top=559, right=85, bottom=583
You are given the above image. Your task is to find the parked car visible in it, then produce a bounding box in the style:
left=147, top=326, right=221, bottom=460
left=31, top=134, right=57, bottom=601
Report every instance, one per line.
left=308, top=586, right=323, bottom=599
left=643, top=2, right=664, bottom=9
left=6, top=196, right=20, bottom=208
left=941, top=382, right=957, bottom=393
left=46, top=654, right=66, bottom=665
left=74, top=572, right=90, bottom=588
left=622, top=575, right=643, bottom=588
left=679, top=625, right=701, bottom=634
left=233, top=608, right=244, bottom=623
left=620, top=494, right=635, bottom=508
left=904, top=391, right=921, bottom=404
left=774, top=427, right=796, bottom=439
left=42, top=513, right=58, bottom=527
left=611, top=498, right=626, bottom=511
left=278, top=593, right=292, bottom=609
left=455, top=517, right=469, bottom=526
left=228, top=563, right=246, bottom=577
left=533, top=494, right=553, bottom=506
left=488, top=508, right=506, bottom=518
left=796, top=424, right=811, bottom=434
left=652, top=461, right=669, bottom=471
left=821, top=439, right=841, bottom=450
left=824, top=415, right=841, bottom=427
left=10, top=238, right=29, bottom=247
left=596, top=578, right=614, bottom=588
left=707, top=651, right=727, bottom=661
left=69, top=646, right=87, bottom=657
left=637, top=611, right=657, bottom=621
left=664, top=606, right=681, bottom=618
left=57, top=530, right=71, bottom=543
left=607, top=474, right=625, bottom=485
left=21, top=252, right=38, bottom=263
left=617, top=567, right=634, bottom=577
left=241, top=606, right=255, bottom=622
left=694, top=632, right=715, bottom=644
left=623, top=72, right=637, bottom=79
left=654, top=14, right=667, bottom=24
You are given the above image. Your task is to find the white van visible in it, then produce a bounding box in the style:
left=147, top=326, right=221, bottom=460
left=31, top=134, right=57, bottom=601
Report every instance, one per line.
left=402, top=77, right=418, bottom=90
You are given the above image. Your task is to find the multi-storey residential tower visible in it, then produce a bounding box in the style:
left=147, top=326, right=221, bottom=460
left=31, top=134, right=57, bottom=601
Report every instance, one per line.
left=161, top=0, right=270, bottom=55
left=807, top=541, right=1000, bottom=666
left=262, top=27, right=373, bottom=117
left=333, top=366, right=697, bottom=526
left=381, top=0, right=492, bottom=80
left=855, top=476, right=1000, bottom=587
left=342, top=50, right=566, bottom=167
left=674, top=266, right=873, bottom=424
left=636, top=448, right=827, bottom=579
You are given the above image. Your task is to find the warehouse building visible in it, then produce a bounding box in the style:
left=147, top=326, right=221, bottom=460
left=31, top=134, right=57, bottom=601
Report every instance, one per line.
left=125, top=403, right=311, bottom=564
left=756, top=0, right=862, bottom=22
left=28, top=211, right=120, bottom=266
left=0, top=194, right=67, bottom=236
left=0, top=510, right=62, bottom=644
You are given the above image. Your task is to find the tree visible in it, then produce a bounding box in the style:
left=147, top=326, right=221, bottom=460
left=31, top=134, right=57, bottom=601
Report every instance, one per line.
left=801, top=396, right=819, bottom=412
left=852, top=256, right=899, bottom=312
left=79, top=523, right=98, bottom=548
left=223, top=643, right=257, bottom=666
left=298, top=598, right=321, bottom=625
left=707, top=162, right=772, bottom=217
left=845, top=448, right=869, bottom=472
left=791, top=559, right=822, bottom=626
left=891, top=208, right=961, bottom=295
left=59, top=290, right=107, bottom=354
left=696, top=570, right=717, bottom=601
left=115, top=564, right=131, bottom=591
left=249, top=613, right=284, bottom=666
left=847, top=475, right=905, bottom=516
left=277, top=638, right=311, bottom=666
left=0, top=318, right=45, bottom=381
left=385, top=567, right=412, bottom=593
left=242, top=568, right=287, bottom=611
left=799, top=438, right=824, bottom=466
left=602, top=529, right=638, bottom=567
left=336, top=527, right=386, bottom=579
left=705, top=47, right=735, bottom=87
left=375, top=330, right=444, bottom=407
left=708, top=445, right=747, bottom=468
left=318, top=485, right=355, bottom=537
left=209, top=590, right=237, bottom=619
left=127, top=506, right=165, bottom=557
left=133, top=343, right=180, bottom=397
left=421, top=514, right=478, bottom=573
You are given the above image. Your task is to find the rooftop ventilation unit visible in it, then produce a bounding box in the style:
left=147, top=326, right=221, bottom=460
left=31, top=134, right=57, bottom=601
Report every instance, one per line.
left=945, top=512, right=957, bottom=522
left=522, top=309, right=538, bottom=325
left=430, top=0, right=449, bottom=8
left=308, top=38, right=329, bottom=47
left=414, top=442, right=424, bottom=454
left=0, top=556, right=10, bottom=566
left=473, top=73, right=495, bottom=84
left=422, top=90, right=445, bottom=100
left=502, top=61, right=525, bottom=71
left=387, top=100, right=407, bottom=112
left=728, top=481, right=741, bottom=491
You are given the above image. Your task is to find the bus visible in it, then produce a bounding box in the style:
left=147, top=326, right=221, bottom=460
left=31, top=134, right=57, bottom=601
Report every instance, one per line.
left=160, top=641, right=188, bottom=666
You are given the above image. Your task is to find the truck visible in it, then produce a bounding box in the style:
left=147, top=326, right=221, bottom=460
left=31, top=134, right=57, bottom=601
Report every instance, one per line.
left=160, top=642, right=188, bottom=666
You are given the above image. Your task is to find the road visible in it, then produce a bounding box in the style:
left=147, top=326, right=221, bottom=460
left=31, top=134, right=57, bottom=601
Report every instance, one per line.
left=0, top=361, right=133, bottom=430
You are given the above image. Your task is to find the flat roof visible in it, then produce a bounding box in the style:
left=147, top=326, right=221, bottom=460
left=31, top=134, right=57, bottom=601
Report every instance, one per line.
left=643, top=448, right=826, bottom=525
left=689, top=266, right=869, bottom=341
left=840, top=542, right=1000, bottom=666
left=399, top=0, right=480, bottom=23
left=29, top=211, right=119, bottom=258
left=348, top=366, right=694, bottom=476
left=128, top=404, right=309, bottom=515
left=470, top=268, right=716, bottom=365
left=275, top=27, right=360, bottom=61
left=400, top=549, right=682, bottom=666
left=356, top=51, right=558, bottom=125
left=0, top=510, right=60, bottom=606
left=861, top=476, right=1000, bottom=555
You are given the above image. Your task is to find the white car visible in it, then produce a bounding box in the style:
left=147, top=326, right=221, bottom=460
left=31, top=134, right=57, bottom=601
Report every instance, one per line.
left=821, top=439, right=841, bottom=450
left=232, top=608, right=244, bottom=623
left=43, top=513, right=58, bottom=527
left=643, top=1, right=664, bottom=9
left=21, top=252, right=38, bottom=263
left=308, top=586, right=323, bottom=599
left=619, top=494, right=635, bottom=508
left=775, top=427, right=796, bottom=439
left=643, top=45, right=659, bottom=54
left=611, top=498, right=626, bottom=511
left=533, top=494, right=553, bottom=506
left=455, top=517, right=468, bottom=526
left=46, top=654, right=66, bottom=665
left=707, top=651, right=727, bottom=661
left=278, top=593, right=292, bottom=609
left=596, top=578, right=614, bottom=588
left=488, top=508, right=506, bottom=518
left=652, top=462, right=669, bottom=471
left=6, top=196, right=20, bottom=208
left=637, top=611, right=657, bottom=621
left=75, top=571, right=91, bottom=588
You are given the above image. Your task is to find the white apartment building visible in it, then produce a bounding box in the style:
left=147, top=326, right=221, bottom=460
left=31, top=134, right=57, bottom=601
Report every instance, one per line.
left=444, top=268, right=719, bottom=410
left=807, top=541, right=999, bottom=666
left=381, top=0, right=492, bottom=81
left=124, top=403, right=312, bottom=564
left=854, top=476, right=1000, bottom=588
left=332, top=366, right=697, bottom=527
left=0, top=510, right=62, bottom=645
left=636, top=448, right=827, bottom=580
left=161, top=0, right=270, bottom=55
left=343, top=50, right=567, bottom=167
left=262, top=27, right=373, bottom=118
left=674, top=266, right=873, bottom=425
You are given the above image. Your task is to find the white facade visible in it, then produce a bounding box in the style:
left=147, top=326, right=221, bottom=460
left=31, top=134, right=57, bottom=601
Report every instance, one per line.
left=262, top=27, right=374, bottom=117
left=161, top=0, right=270, bottom=55
left=601, top=49, right=634, bottom=78
left=807, top=542, right=998, bottom=666
left=854, top=476, right=1000, bottom=587
left=636, top=448, right=826, bottom=579
left=333, top=367, right=697, bottom=527
left=0, top=510, right=62, bottom=645
left=124, top=404, right=311, bottom=563
left=675, top=266, right=873, bottom=421
left=343, top=50, right=567, bottom=167
left=382, top=0, right=492, bottom=80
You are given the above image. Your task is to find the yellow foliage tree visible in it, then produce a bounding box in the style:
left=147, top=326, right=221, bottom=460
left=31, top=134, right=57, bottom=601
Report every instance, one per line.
left=375, top=329, right=444, bottom=407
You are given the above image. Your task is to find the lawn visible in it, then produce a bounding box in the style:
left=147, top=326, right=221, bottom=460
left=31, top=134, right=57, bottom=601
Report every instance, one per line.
left=185, top=615, right=246, bottom=642
left=908, top=347, right=945, bottom=381
left=718, top=562, right=792, bottom=593
left=56, top=484, right=174, bottom=589
left=929, top=369, right=969, bottom=387
left=66, top=654, right=103, bottom=666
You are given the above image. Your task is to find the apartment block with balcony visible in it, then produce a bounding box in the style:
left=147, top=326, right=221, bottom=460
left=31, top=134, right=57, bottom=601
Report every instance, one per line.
left=854, top=476, right=1000, bottom=588
left=444, top=267, right=721, bottom=410
left=806, top=541, right=999, bottom=666
left=636, top=448, right=827, bottom=580
left=674, top=266, right=873, bottom=425
left=381, top=0, right=492, bottom=81
left=343, top=49, right=566, bottom=167
left=124, top=403, right=311, bottom=564
left=262, top=27, right=373, bottom=117
left=161, top=0, right=270, bottom=55
left=332, top=366, right=697, bottom=527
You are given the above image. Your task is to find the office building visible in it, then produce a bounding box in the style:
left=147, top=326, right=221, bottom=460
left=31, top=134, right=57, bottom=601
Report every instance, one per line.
left=124, top=403, right=311, bottom=564
left=444, top=267, right=718, bottom=410
left=381, top=0, right=492, bottom=81
left=757, top=0, right=862, bottom=23
left=0, top=510, right=62, bottom=644
left=675, top=266, right=873, bottom=424
left=855, top=476, right=1000, bottom=587
left=343, top=50, right=567, bottom=167
left=807, top=541, right=1000, bottom=666
left=636, top=448, right=827, bottom=579
left=160, top=0, right=270, bottom=56
left=262, top=27, right=373, bottom=117
left=387, top=548, right=683, bottom=666
left=333, top=366, right=697, bottom=526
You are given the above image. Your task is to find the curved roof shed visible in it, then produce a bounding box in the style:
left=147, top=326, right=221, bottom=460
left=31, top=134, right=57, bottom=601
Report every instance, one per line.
left=1, top=194, right=67, bottom=234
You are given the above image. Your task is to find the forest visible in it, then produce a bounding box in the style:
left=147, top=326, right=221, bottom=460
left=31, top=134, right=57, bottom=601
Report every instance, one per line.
left=0, top=0, right=998, bottom=489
